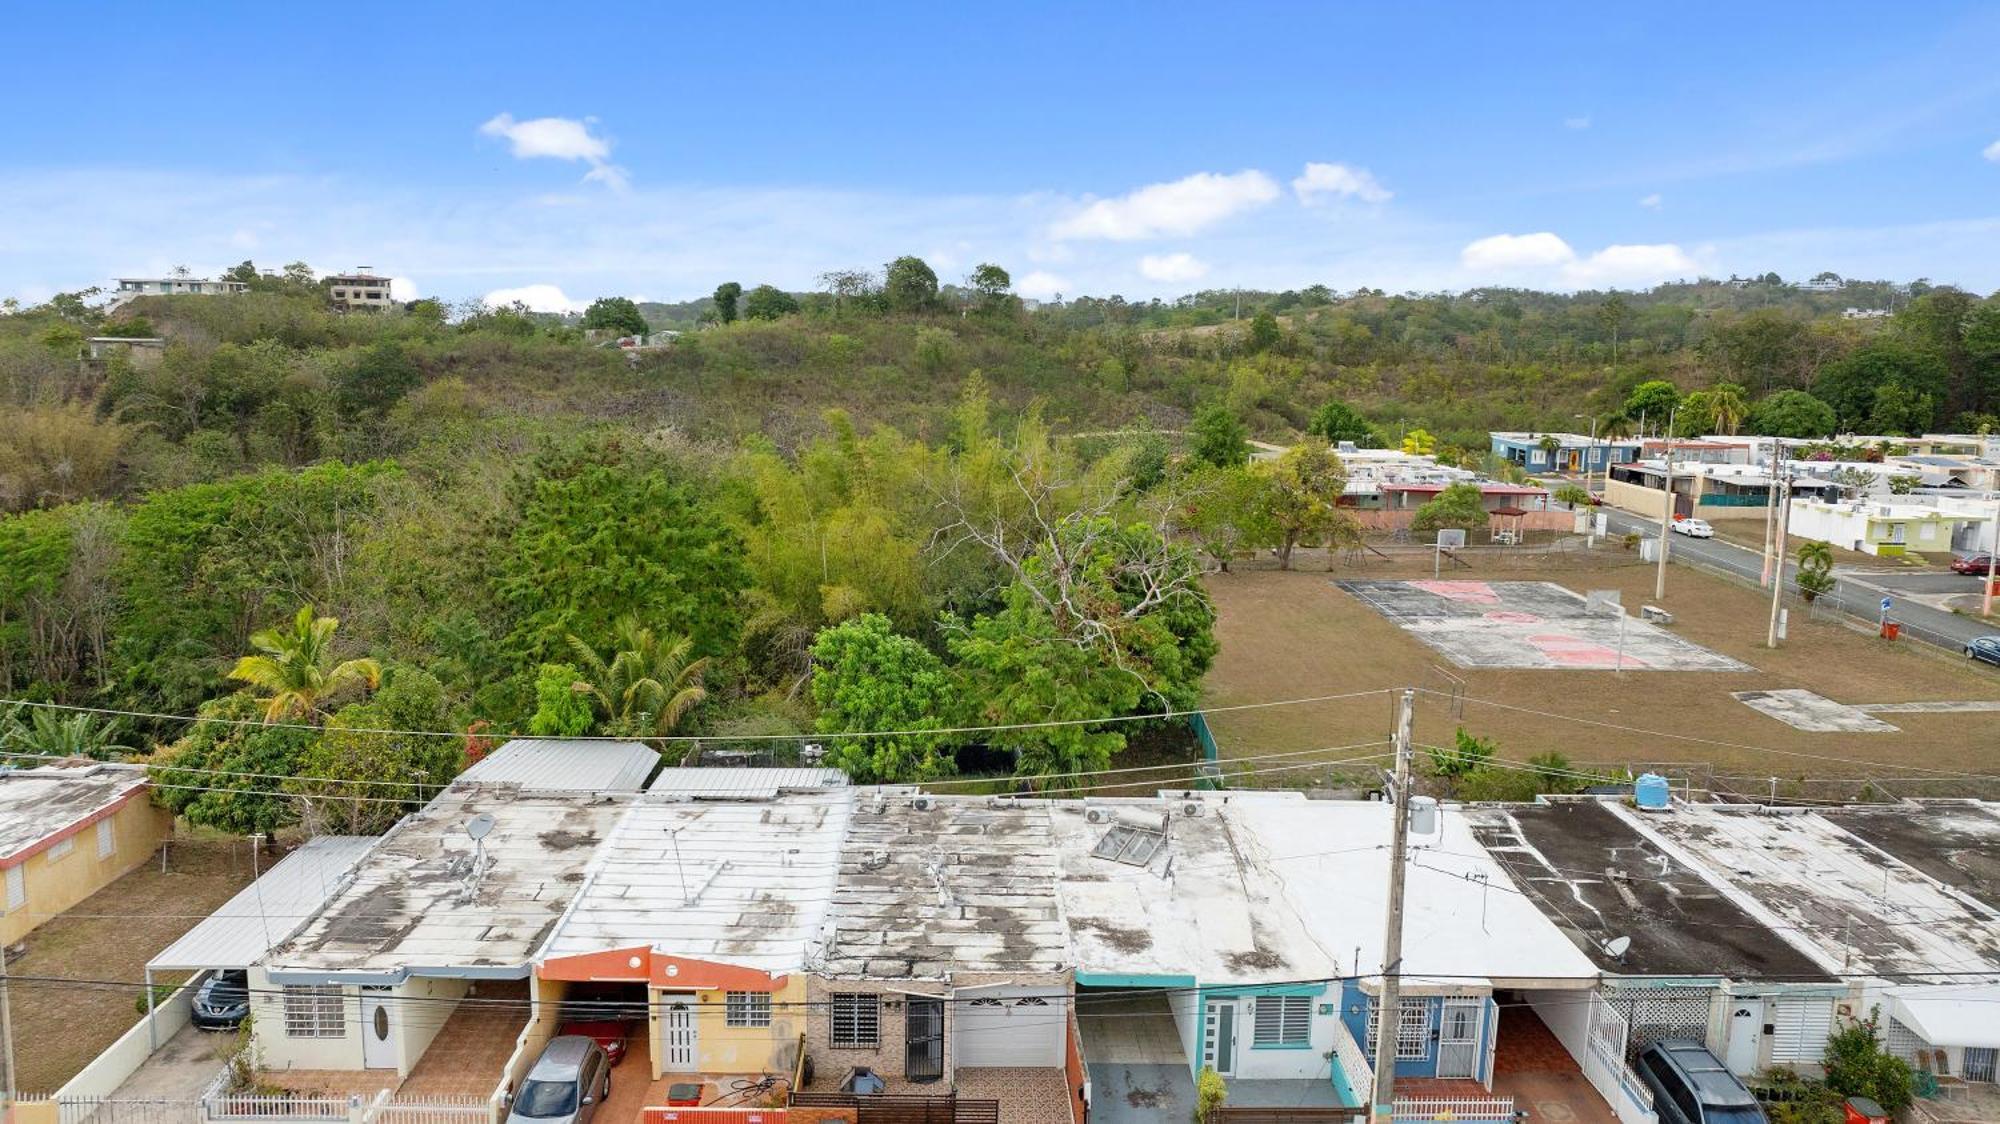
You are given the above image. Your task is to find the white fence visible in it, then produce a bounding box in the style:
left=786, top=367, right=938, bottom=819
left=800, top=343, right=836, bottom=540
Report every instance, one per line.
left=1329, top=1012, right=1374, bottom=1105
left=1391, top=1095, right=1516, bottom=1122
left=1583, top=992, right=1659, bottom=1124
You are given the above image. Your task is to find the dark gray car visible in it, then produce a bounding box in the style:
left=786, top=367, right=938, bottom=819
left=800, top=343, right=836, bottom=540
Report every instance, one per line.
left=506, top=1036, right=611, bottom=1124
left=1635, top=1039, right=1767, bottom=1124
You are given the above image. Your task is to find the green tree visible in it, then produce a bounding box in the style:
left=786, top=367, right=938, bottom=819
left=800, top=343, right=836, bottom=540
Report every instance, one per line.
left=0, top=707, right=134, bottom=761
left=1308, top=401, right=1376, bottom=446
left=1623, top=380, right=1681, bottom=430
left=1411, top=482, right=1491, bottom=539
left=527, top=662, right=595, bottom=736
left=582, top=297, right=648, bottom=336
left=1247, top=310, right=1281, bottom=353
left=1253, top=443, right=1350, bottom=570
left=1400, top=428, right=1436, bottom=456
left=1822, top=1009, right=1914, bottom=1112
left=294, top=665, right=461, bottom=834
left=743, top=285, right=801, bottom=321
left=498, top=441, right=748, bottom=664
left=1429, top=727, right=1496, bottom=778
left=712, top=282, right=742, bottom=324
left=1189, top=403, right=1249, bottom=468
left=333, top=340, right=423, bottom=421
left=1795, top=540, right=1836, bottom=603
left=809, top=614, right=960, bottom=782
left=967, top=263, right=1014, bottom=313
left=1169, top=463, right=1264, bottom=572
left=226, top=605, right=382, bottom=722
left=565, top=616, right=710, bottom=737
left=1814, top=341, right=1948, bottom=429
left=1680, top=383, right=1750, bottom=436
left=1749, top=390, right=1837, bottom=438
left=150, top=693, right=319, bottom=834
left=1553, top=484, right=1592, bottom=508
left=1866, top=380, right=1935, bottom=435
left=883, top=256, right=940, bottom=312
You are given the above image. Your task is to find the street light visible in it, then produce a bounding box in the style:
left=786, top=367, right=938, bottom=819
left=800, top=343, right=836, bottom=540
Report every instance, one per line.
left=1574, top=414, right=1600, bottom=496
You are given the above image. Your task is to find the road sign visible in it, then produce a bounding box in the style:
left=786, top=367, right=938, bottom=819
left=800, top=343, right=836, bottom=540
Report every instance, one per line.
left=1880, top=596, right=1893, bottom=614
left=1437, top=529, right=1467, bottom=549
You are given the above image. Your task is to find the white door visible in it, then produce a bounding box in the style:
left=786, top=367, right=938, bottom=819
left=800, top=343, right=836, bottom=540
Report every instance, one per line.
left=955, top=988, right=1065, bottom=1067
left=1437, top=999, right=1482, bottom=1079
left=1725, top=1001, right=1761, bottom=1075
left=1479, top=998, right=1500, bottom=1090
left=1204, top=1000, right=1238, bottom=1077
left=361, top=987, right=397, bottom=1069
left=660, top=992, right=698, bottom=1071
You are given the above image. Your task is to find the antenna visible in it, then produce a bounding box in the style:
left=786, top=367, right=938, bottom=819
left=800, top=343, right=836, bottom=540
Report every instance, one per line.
left=666, top=826, right=690, bottom=905
left=1602, top=935, right=1632, bottom=961
left=461, top=814, right=496, bottom=903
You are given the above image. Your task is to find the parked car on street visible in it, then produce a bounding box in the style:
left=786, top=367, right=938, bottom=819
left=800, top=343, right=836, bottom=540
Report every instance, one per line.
left=1670, top=518, right=1715, bottom=539
left=1967, top=636, right=2000, bottom=667
left=191, top=969, right=250, bottom=1031
left=1634, top=1040, right=1768, bottom=1124
left=1950, top=554, right=1996, bottom=575
left=506, top=1036, right=610, bottom=1124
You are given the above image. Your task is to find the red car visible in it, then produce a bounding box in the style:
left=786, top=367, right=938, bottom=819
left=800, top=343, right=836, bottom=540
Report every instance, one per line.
left=1951, top=554, right=1997, bottom=575
left=556, top=1018, right=634, bottom=1066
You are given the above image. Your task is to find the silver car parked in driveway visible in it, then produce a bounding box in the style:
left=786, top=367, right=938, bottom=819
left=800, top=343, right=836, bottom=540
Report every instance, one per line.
left=506, top=1036, right=612, bottom=1124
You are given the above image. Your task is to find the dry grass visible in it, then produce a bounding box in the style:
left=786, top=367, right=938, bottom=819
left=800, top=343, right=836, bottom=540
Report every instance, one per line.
left=8, top=837, right=256, bottom=1092
left=1199, top=549, right=2000, bottom=794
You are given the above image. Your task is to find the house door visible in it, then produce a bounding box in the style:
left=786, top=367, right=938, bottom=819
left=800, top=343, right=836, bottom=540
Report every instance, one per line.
left=361, top=987, right=397, bottom=1069
left=1725, top=1002, right=1761, bottom=1075
left=1437, top=999, right=1482, bottom=1079
left=1479, top=998, right=1500, bottom=1090
left=660, top=992, right=698, bottom=1071
left=1205, top=1000, right=1238, bottom=1077
left=905, top=998, right=945, bottom=1083
left=1966, top=1048, right=1998, bottom=1083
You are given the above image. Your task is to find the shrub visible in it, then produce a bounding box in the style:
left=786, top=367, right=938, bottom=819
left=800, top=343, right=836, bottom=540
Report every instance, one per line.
left=1196, top=1066, right=1228, bottom=1123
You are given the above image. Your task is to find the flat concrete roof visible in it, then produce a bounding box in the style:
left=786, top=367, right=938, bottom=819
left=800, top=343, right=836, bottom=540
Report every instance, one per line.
left=149, top=835, right=376, bottom=972
left=0, top=761, right=150, bottom=866
left=823, top=793, right=1067, bottom=979
left=1465, top=800, right=1829, bottom=980
left=454, top=739, right=659, bottom=793
left=264, top=790, right=625, bottom=982
left=544, top=791, right=851, bottom=973
left=1615, top=802, right=2000, bottom=980
left=1817, top=802, right=2000, bottom=912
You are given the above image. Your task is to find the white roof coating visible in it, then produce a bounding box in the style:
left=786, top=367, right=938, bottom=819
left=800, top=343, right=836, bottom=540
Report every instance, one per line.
left=1237, top=799, right=1599, bottom=986
left=545, top=791, right=851, bottom=970
left=823, top=793, right=1067, bottom=979
left=265, top=791, right=625, bottom=981
left=1613, top=803, right=2000, bottom=980
left=647, top=766, right=848, bottom=799
left=1052, top=794, right=1340, bottom=986
left=455, top=739, right=658, bottom=792
left=0, top=761, right=150, bottom=864
left=149, top=836, right=376, bottom=972
left=1887, top=983, right=2000, bottom=1048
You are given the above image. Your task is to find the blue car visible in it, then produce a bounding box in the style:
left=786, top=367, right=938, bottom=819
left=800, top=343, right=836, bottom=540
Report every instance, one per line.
left=1968, top=636, right=2000, bottom=667
left=192, top=969, right=250, bottom=1030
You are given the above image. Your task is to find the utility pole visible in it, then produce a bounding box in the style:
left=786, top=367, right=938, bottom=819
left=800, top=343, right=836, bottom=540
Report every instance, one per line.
left=1766, top=468, right=1793, bottom=648
left=1760, top=439, right=1781, bottom=588
left=1655, top=408, right=1678, bottom=601
left=1, top=937, right=15, bottom=1098
left=1371, top=689, right=1416, bottom=1123
left=1984, top=493, right=1998, bottom=619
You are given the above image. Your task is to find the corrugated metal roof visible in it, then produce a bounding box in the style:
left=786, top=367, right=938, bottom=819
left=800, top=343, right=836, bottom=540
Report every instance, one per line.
left=148, top=836, right=376, bottom=972
left=647, top=767, right=848, bottom=799
left=455, top=739, right=658, bottom=792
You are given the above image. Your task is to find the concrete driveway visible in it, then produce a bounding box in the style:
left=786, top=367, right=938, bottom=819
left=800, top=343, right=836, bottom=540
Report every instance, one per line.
left=1076, top=992, right=1196, bottom=1124
left=103, top=1022, right=230, bottom=1101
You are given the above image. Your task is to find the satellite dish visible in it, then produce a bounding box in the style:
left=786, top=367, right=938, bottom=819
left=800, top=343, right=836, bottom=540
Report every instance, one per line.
left=466, top=813, right=496, bottom=841
left=1603, top=935, right=1632, bottom=959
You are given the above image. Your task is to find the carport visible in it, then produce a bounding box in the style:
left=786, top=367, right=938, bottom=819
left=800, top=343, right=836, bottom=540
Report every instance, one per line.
left=142, top=835, right=375, bottom=1045
left=1074, top=982, right=1198, bottom=1124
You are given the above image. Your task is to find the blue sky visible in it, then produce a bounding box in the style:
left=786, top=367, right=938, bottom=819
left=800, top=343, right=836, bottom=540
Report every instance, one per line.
left=5, top=2, right=2000, bottom=309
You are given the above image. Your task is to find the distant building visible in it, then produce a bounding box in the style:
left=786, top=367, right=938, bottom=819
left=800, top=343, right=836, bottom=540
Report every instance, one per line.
left=1489, top=431, right=1642, bottom=474
left=112, top=275, right=249, bottom=298
left=1787, top=496, right=1997, bottom=558
left=325, top=268, right=395, bottom=312
left=1842, top=307, right=1891, bottom=320
left=85, top=336, right=166, bottom=368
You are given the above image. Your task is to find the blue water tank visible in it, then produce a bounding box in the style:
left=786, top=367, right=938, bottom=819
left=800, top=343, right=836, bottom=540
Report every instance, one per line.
left=1634, top=772, right=1671, bottom=811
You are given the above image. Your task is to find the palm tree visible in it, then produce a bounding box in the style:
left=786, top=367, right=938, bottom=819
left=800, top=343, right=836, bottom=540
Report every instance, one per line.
left=228, top=606, right=382, bottom=722
left=0, top=707, right=135, bottom=761
left=1709, top=384, right=1749, bottom=435
left=1795, top=541, right=1837, bottom=603
left=1601, top=413, right=1633, bottom=441
left=566, top=617, right=709, bottom=737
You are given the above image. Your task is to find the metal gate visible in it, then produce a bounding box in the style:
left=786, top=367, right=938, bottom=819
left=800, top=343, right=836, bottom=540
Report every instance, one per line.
left=1968, top=1048, right=1998, bottom=1084
left=1770, top=996, right=1835, bottom=1064
left=1606, top=986, right=1714, bottom=1062
left=906, top=997, right=945, bottom=1083
left=1436, top=999, right=1482, bottom=1079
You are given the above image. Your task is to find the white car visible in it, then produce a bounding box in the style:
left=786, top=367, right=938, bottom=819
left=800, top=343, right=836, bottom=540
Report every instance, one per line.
left=1670, top=518, right=1714, bottom=538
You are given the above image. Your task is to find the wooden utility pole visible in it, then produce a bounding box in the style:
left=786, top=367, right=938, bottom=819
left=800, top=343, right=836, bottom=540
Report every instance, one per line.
left=1655, top=408, right=1678, bottom=601
left=1985, top=494, right=1998, bottom=619
left=1767, top=469, right=1793, bottom=648
left=1371, top=689, right=1416, bottom=1122
left=1760, top=440, right=1781, bottom=588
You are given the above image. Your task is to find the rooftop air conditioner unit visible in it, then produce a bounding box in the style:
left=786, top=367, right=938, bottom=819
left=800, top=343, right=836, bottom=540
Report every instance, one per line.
left=1085, top=807, right=1111, bottom=825
left=911, top=795, right=935, bottom=811
left=1181, top=801, right=1203, bottom=818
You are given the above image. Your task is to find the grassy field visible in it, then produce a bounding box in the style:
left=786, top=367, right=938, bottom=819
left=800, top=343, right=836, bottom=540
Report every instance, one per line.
left=1199, top=546, right=2000, bottom=799
left=8, top=838, right=255, bottom=1092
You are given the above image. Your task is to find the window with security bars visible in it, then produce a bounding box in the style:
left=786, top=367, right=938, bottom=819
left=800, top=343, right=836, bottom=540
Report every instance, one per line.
left=282, top=985, right=346, bottom=1038
left=830, top=993, right=879, bottom=1047
left=726, top=991, right=772, bottom=1028
left=1252, top=995, right=1313, bottom=1047
left=1365, top=1000, right=1431, bottom=1059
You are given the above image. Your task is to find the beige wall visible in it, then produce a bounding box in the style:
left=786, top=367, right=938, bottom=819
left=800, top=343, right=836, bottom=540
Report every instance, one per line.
left=644, top=976, right=809, bottom=1078
left=396, top=977, right=469, bottom=1076
left=251, top=970, right=363, bottom=1071
left=1, top=796, right=171, bottom=947
left=801, top=972, right=1069, bottom=1085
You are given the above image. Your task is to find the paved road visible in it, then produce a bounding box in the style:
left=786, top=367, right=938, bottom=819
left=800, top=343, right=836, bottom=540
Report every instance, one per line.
left=1594, top=507, right=1997, bottom=654
left=1862, top=571, right=1991, bottom=597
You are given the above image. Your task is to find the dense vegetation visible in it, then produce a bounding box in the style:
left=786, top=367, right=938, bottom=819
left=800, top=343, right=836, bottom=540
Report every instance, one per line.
left=3, top=260, right=1997, bottom=829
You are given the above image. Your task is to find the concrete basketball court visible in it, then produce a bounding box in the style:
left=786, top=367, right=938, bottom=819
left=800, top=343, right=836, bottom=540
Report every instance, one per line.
left=1335, top=579, right=1752, bottom=672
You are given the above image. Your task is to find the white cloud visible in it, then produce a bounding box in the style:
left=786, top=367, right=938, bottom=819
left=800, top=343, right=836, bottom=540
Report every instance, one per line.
left=1638, top=193, right=1663, bottom=211
left=479, top=113, right=628, bottom=190
left=1460, top=232, right=1698, bottom=286
left=483, top=283, right=588, bottom=314
left=1985, top=139, right=2000, bottom=163
left=1015, top=271, right=1071, bottom=300
left=1291, top=162, right=1391, bottom=205
left=1564, top=115, right=1592, bottom=130
left=1138, top=252, right=1209, bottom=283
left=389, top=276, right=419, bottom=302
left=1049, top=170, right=1280, bottom=241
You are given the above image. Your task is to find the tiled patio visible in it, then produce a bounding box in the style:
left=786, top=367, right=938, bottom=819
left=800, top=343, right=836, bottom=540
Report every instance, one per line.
left=400, top=981, right=530, bottom=1097
left=957, top=1067, right=1074, bottom=1124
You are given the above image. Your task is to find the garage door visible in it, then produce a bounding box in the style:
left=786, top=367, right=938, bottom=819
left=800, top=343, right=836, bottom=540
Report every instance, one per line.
left=955, top=987, right=1066, bottom=1067
left=1770, top=996, right=1836, bottom=1063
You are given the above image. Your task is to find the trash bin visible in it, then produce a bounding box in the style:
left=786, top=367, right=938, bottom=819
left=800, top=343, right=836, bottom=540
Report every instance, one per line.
left=1880, top=621, right=1901, bottom=640
left=666, top=1083, right=703, bottom=1107
left=1843, top=1095, right=1888, bottom=1124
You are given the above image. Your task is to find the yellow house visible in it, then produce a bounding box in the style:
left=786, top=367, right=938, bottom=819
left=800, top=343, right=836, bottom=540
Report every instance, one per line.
left=0, top=761, right=172, bottom=946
